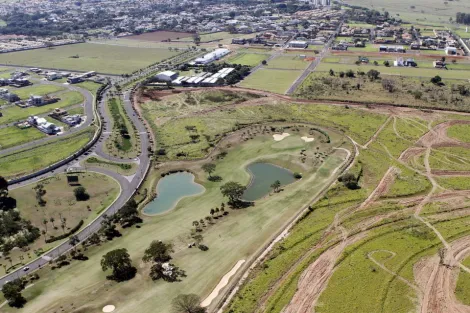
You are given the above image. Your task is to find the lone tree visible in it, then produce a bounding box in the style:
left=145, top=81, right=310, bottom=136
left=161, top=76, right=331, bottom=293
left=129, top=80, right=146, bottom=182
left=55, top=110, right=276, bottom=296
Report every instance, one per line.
left=338, top=173, right=360, bottom=190
left=201, top=163, right=216, bottom=178
left=172, top=294, right=206, bottom=313
left=261, top=60, right=267, bottom=65
left=431, top=75, right=442, bottom=85
left=142, top=240, right=174, bottom=263
left=2, top=279, right=27, bottom=308
left=271, top=180, right=281, bottom=193
left=101, top=248, right=136, bottom=282
left=74, top=186, right=90, bottom=201
left=220, top=182, right=246, bottom=204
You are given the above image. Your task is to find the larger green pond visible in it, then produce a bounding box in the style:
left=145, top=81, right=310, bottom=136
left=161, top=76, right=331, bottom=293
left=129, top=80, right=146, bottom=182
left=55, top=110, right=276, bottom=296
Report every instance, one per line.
left=243, top=163, right=296, bottom=201
left=143, top=172, right=204, bottom=215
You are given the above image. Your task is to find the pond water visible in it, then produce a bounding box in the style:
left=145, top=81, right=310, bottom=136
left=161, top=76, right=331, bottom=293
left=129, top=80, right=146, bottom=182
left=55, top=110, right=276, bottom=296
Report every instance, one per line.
left=143, top=172, right=204, bottom=215
left=243, top=163, right=296, bottom=202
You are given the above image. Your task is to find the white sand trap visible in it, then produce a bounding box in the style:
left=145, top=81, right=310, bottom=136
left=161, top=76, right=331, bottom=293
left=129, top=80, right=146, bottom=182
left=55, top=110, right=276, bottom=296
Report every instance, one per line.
left=273, top=133, right=290, bottom=141
left=201, top=260, right=246, bottom=307
left=301, top=136, right=314, bottom=142
left=102, top=305, right=116, bottom=312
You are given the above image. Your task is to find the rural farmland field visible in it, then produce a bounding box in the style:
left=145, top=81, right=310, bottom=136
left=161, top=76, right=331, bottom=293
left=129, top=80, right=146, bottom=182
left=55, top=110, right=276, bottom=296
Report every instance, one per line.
left=0, top=43, right=180, bottom=74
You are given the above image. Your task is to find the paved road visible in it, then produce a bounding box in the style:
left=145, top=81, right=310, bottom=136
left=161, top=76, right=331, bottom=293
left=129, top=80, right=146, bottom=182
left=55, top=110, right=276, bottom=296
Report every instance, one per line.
left=0, top=49, right=195, bottom=285
left=285, top=20, right=344, bottom=95
left=0, top=79, right=94, bottom=156
left=0, top=86, right=151, bottom=286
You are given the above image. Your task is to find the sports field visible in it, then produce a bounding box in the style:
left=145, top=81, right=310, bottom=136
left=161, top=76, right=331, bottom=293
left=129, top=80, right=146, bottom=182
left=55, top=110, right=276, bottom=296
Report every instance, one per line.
left=0, top=43, right=180, bottom=74
left=239, top=69, right=301, bottom=94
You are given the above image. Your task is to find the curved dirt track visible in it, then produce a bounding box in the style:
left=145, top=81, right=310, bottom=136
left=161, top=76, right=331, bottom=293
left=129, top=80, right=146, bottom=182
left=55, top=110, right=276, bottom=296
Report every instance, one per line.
left=416, top=236, right=470, bottom=313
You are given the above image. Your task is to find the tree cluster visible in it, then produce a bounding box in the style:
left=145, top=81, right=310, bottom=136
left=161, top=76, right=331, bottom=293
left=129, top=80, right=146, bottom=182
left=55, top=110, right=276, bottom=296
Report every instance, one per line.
left=456, top=12, right=470, bottom=25
left=142, top=241, right=186, bottom=282
left=2, top=279, right=27, bottom=308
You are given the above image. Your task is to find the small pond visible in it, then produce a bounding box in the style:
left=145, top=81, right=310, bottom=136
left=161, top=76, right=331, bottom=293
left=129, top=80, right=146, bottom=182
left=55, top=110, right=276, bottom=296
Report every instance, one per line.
left=143, top=172, right=205, bottom=215
left=243, top=163, right=296, bottom=202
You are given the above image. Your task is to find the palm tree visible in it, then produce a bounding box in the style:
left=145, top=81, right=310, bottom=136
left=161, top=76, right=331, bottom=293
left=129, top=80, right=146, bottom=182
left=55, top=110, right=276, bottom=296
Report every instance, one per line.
left=205, top=216, right=212, bottom=224
left=210, top=208, right=215, bottom=216
left=221, top=207, right=225, bottom=215
left=50, top=217, right=55, bottom=228
left=41, top=230, right=47, bottom=242
left=192, top=221, right=199, bottom=228
left=215, top=208, right=220, bottom=217
left=199, top=219, right=205, bottom=225
left=271, top=180, right=281, bottom=193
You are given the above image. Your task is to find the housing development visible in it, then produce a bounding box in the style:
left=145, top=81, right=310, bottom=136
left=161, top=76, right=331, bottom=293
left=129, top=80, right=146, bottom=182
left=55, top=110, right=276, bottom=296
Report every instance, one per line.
left=2, top=0, right=470, bottom=313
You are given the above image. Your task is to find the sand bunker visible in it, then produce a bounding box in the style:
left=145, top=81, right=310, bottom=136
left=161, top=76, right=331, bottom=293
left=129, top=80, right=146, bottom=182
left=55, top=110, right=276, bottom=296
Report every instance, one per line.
left=201, top=260, right=246, bottom=307
left=273, top=133, right=290, bottom=141
left=301, top=136, right=314, bottom=142
left=102, top=305, right=116, bottom=312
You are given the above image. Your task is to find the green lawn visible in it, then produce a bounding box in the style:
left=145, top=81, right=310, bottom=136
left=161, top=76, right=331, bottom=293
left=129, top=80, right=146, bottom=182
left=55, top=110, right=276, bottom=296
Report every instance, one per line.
left=239, top=69, right=301, bottom=94
left=75, top=81, right=103, bottom=95
left=0, top=127, right=95, bottom=179
left=0, top=43, right=180, bottom=74
left=226, top=53, right=268, bottom=66
left=0, top=91, right=84, bottom=124
left=9, top=84, right=66, bottom=99
left=266, top=55, right=309, bottom=70
left=82, top=156, right=138, bottom=175
left=0, top=125, right=45, bottom=149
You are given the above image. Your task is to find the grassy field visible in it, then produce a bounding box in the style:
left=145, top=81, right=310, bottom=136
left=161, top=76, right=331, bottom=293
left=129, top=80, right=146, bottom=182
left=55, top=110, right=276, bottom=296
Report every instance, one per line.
left=226, top=53, right=268, bottom=66
left=0, top=43, right=180, bottom=74
left=295, top=72, right=470, bottom=112
left=343, top=0, right=470, bottom=24
left=316, top=62, right=470, bottom=80
left=447, top=124, right=470, bottom=142
left=239, top=69, right=301, bottom=94
left=0, top=125, right=45, bottom=149
left=266, top=55, right=309, bottom=70
left=0, top=91, right=83, bottom=124
left=7, top=128, right=349, bottom=313
left=9, top=84, right=66, bottom=100
left=0, top=127, right=95, bottom=179
left=1, top=172, right=121, bottom=273
left=75, top=81, right=103, bottom=95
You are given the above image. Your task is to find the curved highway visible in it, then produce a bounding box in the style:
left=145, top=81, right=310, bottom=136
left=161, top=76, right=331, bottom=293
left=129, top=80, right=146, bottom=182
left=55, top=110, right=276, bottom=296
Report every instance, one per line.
left=0, top=83, right=151, bottom=285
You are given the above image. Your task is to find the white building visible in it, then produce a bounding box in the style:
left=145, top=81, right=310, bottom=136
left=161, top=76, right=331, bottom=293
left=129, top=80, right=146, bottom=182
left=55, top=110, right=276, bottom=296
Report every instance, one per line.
left=445, top=47, right=457, bottom=55
left=156, top=71, right=178, bottom=82
left=288, top=41, right=308, bottom=49
left=46, top=72, right=61, bottom=81
left=194, top=49, right=230, bottom=65
left=27, top=116, right=60, bottom=134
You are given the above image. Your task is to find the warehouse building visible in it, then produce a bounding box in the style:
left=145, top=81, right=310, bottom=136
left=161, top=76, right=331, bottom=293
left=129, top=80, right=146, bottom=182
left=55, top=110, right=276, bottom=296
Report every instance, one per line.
left=155, top=71, right=178, bottom=82
left=194, top=49, right=230, bottom=65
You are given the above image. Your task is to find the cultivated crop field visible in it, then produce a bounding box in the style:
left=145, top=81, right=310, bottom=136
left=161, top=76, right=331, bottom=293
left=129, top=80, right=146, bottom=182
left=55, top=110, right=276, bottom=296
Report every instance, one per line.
left=0, top=43, right=180, bottom=74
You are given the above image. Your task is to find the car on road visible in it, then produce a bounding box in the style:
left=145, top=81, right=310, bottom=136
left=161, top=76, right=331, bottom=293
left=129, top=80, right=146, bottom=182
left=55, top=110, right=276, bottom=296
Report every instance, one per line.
left=23, top=267, right=30, bottom=271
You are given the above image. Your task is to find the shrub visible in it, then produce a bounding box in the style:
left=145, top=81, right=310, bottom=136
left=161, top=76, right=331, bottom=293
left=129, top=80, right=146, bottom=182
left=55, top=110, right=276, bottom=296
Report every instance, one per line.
left=74, top=187, right=90, bottom=201
left=198, top=244, right=209, bottom=251
left=293, top=172, right=302, bottom=179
